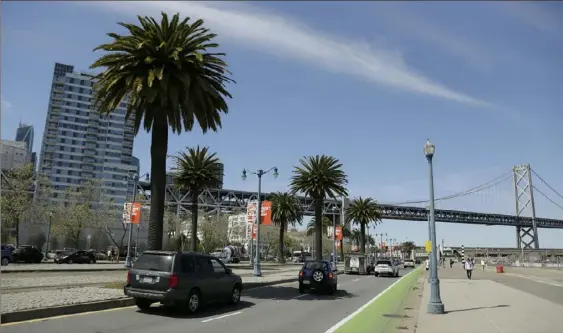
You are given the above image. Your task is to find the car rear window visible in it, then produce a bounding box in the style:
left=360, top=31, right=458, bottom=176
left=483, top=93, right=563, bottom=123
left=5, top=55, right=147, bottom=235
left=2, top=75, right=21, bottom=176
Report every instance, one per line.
left=376, top=260, right=392, bottom=266
left=134, top=253, right=174, bottom=272
left=304, top=261, right=329, bottom=271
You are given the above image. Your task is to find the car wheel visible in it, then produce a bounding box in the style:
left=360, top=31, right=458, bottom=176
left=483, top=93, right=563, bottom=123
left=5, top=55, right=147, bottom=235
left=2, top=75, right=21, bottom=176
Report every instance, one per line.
left=89, top=259, right=94, bottom=264
left=68, top=260, right=73, bottom=264
left=186, top=289, right=201, bottom=313
left=374, top=273, right=379, bottom=277
left=298, top=284, right=306, bottom=294
left=135, top=298, right=153, bottom=311
left=1, top=257, right=9, bottom=266
left=312, top=269, right=325, bottom=284
left=230, top=285, right=242, bottom=304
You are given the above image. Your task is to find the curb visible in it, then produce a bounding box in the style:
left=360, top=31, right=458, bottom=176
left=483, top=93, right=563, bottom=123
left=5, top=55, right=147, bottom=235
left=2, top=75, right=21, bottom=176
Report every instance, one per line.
left=0, top=276, right=307, bottom=324
left=0, top=264, right=300, bottom=274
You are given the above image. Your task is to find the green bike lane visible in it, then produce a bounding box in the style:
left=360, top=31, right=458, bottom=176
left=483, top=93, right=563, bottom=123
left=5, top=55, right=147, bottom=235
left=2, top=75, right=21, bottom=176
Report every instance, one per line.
left=1, top=270, right=413, bottom=333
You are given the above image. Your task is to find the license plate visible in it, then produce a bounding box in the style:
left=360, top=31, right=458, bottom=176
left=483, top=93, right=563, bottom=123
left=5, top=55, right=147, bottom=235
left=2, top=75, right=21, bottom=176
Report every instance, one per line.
left=142, top=277, right=153, bottom=283
left=302, top=280, right=310, bottom=285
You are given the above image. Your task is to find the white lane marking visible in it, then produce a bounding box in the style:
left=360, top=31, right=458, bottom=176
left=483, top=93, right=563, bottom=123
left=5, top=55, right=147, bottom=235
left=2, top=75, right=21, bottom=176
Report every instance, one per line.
left=352, top=278, right=360, bottom=282
left=324, top=269, right=419, bottom=333
left=201, top=311, right=242, bottom=323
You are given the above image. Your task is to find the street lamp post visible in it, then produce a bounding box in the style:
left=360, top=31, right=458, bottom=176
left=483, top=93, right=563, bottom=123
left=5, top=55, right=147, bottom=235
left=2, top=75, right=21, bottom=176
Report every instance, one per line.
left=332, top=206, right=337, bottom=270
left=242, top=167, right=278, bottom=277
left=125, top=173, right=139, bottom=268
left=45, top=212, right=53, bottom=260
left=424, top=139, right=445, bottom=314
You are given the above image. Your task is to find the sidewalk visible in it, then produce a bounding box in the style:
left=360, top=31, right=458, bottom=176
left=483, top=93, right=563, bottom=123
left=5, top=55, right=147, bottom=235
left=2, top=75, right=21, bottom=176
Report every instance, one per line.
left=416, top=277, right=563, bottom=333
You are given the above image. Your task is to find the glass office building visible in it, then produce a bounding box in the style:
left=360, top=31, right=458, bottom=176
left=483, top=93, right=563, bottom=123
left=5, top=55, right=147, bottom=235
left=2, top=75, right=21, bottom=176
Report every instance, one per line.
left=38, top=63, right=137, bottom=205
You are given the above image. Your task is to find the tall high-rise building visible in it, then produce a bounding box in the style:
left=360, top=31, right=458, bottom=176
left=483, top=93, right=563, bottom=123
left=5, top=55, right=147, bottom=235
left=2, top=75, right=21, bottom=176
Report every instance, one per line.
left=218, top=162, right=224, bottom=189
left=38, top=62, right=137, bottom=204
left=15, top=123, right=35, bottom=169
left=15, top=123, right=34, bottom=152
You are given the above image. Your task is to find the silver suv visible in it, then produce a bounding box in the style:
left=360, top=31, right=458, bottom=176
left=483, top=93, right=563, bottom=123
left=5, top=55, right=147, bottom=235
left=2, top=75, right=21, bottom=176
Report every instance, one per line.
left=373, top=259, right=400, bottom=277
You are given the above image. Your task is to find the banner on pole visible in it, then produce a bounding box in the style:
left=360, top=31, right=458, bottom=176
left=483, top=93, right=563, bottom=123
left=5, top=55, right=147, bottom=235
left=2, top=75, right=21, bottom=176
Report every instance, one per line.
left=246, top=201, right=273, bottom=226
left=123, top=202, right=141, bottom=224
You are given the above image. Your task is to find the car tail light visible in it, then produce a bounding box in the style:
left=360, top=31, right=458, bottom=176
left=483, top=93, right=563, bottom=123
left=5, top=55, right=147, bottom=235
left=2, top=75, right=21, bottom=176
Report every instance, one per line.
left=126, top=271, right=131, bottom=285
left=168, top=274, right=179, bottom=288
left=328, top=273, right=334, bottom=279
left=298, top=270, right=303, bottom=277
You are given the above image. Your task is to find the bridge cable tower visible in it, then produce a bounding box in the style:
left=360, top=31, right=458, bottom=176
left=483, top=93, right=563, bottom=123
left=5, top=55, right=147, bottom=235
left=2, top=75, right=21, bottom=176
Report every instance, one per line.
left=513, top=164, right=539, bottom=249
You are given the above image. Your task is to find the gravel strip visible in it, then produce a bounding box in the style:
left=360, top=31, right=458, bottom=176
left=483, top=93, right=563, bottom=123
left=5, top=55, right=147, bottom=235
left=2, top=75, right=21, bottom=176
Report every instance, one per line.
left=1, top=272, right=126, bottom=289
left=1, top=287, right=126, bottom=313
left=0, top=268, right=296, bottom=290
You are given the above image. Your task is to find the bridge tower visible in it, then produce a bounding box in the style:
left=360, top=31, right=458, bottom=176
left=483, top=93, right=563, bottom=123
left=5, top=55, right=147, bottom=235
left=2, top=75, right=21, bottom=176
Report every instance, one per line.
left=513, top=164, right=539, bottom=249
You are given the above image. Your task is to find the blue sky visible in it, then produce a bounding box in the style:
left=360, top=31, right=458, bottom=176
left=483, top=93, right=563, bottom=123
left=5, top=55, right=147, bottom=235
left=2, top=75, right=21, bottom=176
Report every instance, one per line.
left=2, top=2, right=562, bottom=248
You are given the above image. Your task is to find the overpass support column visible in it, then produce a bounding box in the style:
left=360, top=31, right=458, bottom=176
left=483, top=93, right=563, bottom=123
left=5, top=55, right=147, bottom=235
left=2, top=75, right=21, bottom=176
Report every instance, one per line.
left=513, top=164, right=540, bottom=249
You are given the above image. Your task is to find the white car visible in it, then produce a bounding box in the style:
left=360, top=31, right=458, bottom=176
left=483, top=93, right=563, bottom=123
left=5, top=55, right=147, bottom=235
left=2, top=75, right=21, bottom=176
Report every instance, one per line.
left=403, top=259, right=415, bottom=268
left=374, top=259, right=400, bottom=277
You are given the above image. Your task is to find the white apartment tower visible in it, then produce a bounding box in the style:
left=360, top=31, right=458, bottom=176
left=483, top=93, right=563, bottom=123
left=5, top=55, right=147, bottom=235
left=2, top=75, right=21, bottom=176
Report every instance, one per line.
left=38, top=63, right=137, bottom=204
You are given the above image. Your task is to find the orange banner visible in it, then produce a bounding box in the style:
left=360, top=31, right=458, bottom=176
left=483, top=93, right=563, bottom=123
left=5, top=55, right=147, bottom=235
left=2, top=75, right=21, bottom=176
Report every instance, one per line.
left=123, top=202, right=141, bottom=224
left=246, top=201, right=272, bottom=226
left=335, top=226, right=343, bottom=241
left=252, top=224, right=258, bottom=239
left=261, top=201, right=272, bottom=225
left=131, top=202, right=141, bottom=224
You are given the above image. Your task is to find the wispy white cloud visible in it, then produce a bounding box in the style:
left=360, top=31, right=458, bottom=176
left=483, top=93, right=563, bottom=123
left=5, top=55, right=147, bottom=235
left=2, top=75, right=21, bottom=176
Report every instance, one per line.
left=496, top=2, right=563, bottom=37
left=80, top=1, right=494, bottom=108
left=1, top=95, right=14, bottom=110
left=373, top=4, right=492, bottom=72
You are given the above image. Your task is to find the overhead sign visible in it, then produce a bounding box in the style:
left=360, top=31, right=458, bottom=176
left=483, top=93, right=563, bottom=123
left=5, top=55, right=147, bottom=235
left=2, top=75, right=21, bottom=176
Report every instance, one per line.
left=246, top=201, right=273, bottom=226
left=123, top=202, right=141, bottom=224
left=425, top=240, right=432, bottom=253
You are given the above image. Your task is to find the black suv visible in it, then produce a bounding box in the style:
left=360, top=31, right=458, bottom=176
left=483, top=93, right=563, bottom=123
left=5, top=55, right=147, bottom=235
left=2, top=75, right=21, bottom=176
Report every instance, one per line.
left=298, top=260, right=338, bottom=294
left=124, top=251, right=243, bottom=313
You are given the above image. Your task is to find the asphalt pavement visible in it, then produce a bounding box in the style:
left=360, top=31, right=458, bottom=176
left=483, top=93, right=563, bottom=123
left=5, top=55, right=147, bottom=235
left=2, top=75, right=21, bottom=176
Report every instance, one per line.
left=1, top=269, right=413, bottom=333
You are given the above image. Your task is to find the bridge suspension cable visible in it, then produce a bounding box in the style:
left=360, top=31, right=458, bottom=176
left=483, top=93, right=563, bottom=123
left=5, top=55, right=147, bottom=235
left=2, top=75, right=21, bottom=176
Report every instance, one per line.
left=387, top=170, right=512, bottom=206
left=531, top=168, right=563, bottom=201
left=532, top=185, right=563, bottom=211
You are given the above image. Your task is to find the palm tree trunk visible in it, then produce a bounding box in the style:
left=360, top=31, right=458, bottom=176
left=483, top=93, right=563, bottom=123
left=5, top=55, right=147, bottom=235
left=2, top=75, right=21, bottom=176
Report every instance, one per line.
left=190, top=195, right=199, bottom=252
left=360, top=223, right=366, bottom=254
left=147, top=121, right=168, bottom=250
left=314, top=198, right=323, bottom=260
left=279, top=223, right=286, bottom=264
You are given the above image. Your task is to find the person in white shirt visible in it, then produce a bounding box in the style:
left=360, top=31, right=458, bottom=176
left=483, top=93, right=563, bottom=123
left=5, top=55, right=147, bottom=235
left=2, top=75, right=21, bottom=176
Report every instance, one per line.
left=481, top=259, right=486, bottom=271
left=464, top=259, right=474, bottom=279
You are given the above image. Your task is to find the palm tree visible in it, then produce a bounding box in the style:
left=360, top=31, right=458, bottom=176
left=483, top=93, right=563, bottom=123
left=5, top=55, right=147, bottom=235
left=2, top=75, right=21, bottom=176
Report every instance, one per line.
left=90, top=13, right=234, bottom=250
left=400, top=241, right=416, bottom=258
left=269, top=192, right=303, bottom=263
left=172, top=146, right=223, bottom=252
left=290, top=155, right=348, bottom=260
left=305, top=216, right=332, bottom=237
left=346, top=197, right=382, bottom=254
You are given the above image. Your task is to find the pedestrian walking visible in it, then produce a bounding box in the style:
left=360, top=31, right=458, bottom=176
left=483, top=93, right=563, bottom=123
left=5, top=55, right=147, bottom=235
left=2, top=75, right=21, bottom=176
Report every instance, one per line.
left=465, top=258, right=474, bottom=279
left=481, top=259, right=486, bottom=271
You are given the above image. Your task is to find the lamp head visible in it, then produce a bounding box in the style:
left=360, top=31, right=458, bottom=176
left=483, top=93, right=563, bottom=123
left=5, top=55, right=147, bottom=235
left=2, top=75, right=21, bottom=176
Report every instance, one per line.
left=144, top=173, right=150, bottom=181
left=273, top=167, right=279, bottom=179
left=242, top=169, right=247, bottom=181
left=424, top=139, right=435, bottom=158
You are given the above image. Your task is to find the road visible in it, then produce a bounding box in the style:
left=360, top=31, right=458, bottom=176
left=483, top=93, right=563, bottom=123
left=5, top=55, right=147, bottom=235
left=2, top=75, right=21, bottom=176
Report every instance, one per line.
left=1, top=270, right=412, bottom=333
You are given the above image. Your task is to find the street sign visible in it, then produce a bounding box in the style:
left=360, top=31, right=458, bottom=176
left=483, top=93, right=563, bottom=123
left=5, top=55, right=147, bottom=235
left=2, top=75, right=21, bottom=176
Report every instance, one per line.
left=425, top=240, right=432, bottom=253
left=335, top=226, right=343, bottom=240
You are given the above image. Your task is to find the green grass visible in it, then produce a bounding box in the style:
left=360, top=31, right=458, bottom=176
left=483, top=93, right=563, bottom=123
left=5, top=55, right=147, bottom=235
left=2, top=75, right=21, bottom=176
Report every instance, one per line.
left=335, top=267, right=423, bottom=333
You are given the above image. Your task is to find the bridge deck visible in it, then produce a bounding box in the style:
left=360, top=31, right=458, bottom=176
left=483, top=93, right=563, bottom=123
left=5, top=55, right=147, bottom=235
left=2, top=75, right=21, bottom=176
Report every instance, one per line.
left=136, top=184, right=563, bottom=229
